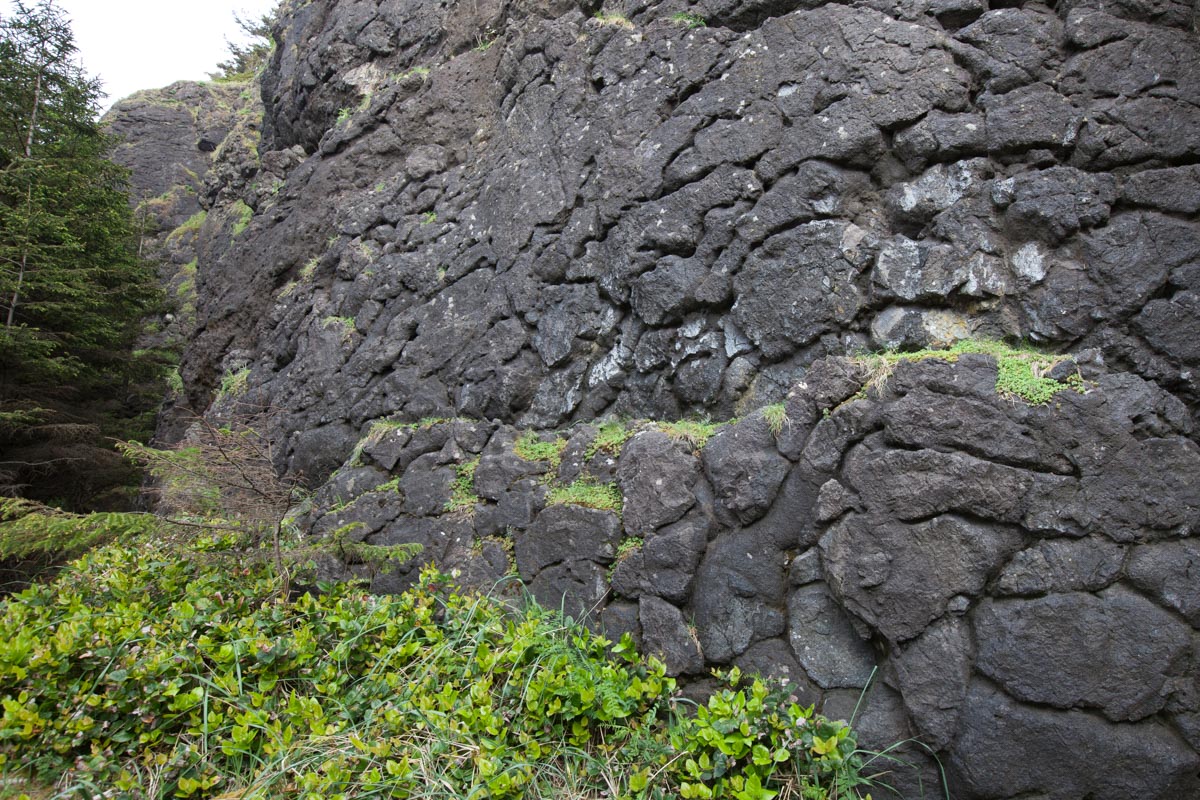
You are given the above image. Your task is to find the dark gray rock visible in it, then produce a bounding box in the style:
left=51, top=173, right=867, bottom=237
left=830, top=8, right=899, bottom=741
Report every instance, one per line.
left=1122, top=165, right=1200, bottom=215
left=289, top=423, right=358, bottom=485
left=692, top=530, right=788, bottom=663
left=639, top=595, right=705, bottom=676
left=786, top=584, right=877, bottom=689
left=881, top=389, right=1073, bottom=473
left=612, top=513, right=709, bottom=604
left=617, top=432, right=699, bottom=534
left=844, top=445, right=1034, bottom=524
left=891, top=615, right=973, bottom=750
left=821, top=512, right=1022, bottom=643
left=950, top=681, right=1200, bottom=800
left=732, top=222, right=872, bottom=360
left=995, top=537, right=1125, bottom=596
left=1079, top=438, right=1200, bottom=542
left=1127, top=540, right=1200, bottom=628
left=514, top=504, right=622, bottom=580
left=397, top=451, right=456, bottom=516
left=600, top=601, right=641, bottom=650
left=974, top=587, right=1192, bottom=721
left=703, top=418, right=791, bottom=526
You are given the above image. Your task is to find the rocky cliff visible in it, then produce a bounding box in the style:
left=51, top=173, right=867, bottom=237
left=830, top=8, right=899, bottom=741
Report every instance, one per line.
left=171, top=0, right=1199, bottom=480
left=108, top=0, right=1200, bottom=796
left=300, top=350, right=1200, bottom=799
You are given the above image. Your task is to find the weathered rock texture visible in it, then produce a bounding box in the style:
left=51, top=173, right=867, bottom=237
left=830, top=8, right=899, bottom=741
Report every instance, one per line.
left=110, top=0, right=1200, bottom=796
left=300, top=356, right=1200, bottom=798
left=105, top=80, right=262, bottom=407
left=155, top=0, right=1198, bottom=482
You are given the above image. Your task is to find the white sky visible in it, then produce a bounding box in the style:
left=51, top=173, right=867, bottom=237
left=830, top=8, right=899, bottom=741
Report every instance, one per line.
left=6, top=0, right=280, bottom=112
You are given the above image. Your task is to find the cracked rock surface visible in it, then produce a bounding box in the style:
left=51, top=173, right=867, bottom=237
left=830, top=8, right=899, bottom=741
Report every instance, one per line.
left=296, top=357, right=1200, bottom=799
left=107, top=0, right=1200, bottom=796
left=127, top=0, right=1199, bottom=480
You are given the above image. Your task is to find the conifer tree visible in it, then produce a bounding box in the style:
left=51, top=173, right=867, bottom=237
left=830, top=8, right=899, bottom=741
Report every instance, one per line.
left=0, top=1, right=164, bottom=508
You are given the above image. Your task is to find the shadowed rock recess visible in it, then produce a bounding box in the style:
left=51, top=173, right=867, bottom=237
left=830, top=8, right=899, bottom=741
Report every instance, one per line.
left=110, top=0, right=1200, bottom=796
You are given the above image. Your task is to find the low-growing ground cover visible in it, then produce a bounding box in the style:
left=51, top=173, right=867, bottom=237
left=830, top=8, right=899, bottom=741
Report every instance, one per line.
left=0, top=539, right=888, bottom=800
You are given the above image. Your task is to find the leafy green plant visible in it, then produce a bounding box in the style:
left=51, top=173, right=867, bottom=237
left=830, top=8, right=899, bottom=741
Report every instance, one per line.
left=514, top=431, right=568, bottom=468
left=216, top=365, right=250, bottom=399
left=445, top=457, right=480, bottom=513
left=587, top=420, right=633, bottom=460
left=421, top=210, right=437, bottom=224
left=546, top=479, right=623, bottom=513
left=672, top=12, right=707, bottom=28
left=0, top=532, right=914, bottom=800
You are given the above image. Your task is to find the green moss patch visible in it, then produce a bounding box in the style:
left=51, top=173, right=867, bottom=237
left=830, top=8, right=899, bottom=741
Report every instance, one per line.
left=445, top=457, right=481, bottom=513
left=853, top=339, right=1085, bottom=405
left=514, top=431, right=568, bottom=467
left=546, top=479, right=623, bottom=513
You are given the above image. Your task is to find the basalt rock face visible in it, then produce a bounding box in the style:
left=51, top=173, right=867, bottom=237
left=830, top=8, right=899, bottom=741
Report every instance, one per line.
left=105, top=80, right=262, bottom=418
left=174, top=0, right=1199, bottom=481
left=120, top=0, right=1200, bottom=796
left=302, top=356, right=1200, bottom=799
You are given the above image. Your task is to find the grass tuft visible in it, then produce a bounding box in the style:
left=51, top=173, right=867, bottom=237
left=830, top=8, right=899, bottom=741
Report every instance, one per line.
left=546, top=479, right=623, bottom=513
left=653, top=419, right=724, bottom=449
left=850, top=339, right=1086, bottom=405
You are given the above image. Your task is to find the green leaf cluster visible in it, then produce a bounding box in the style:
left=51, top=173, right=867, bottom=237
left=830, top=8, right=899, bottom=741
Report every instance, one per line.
left=0, top=544, right=888, bottom=799
left=444, top=457, right=480, bottom=513
left=0, top=1, right=169, bottom=506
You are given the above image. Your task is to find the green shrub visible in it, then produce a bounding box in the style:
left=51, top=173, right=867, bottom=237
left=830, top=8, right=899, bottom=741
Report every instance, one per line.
left=0, top=498, right=156, bottom=570
left=0, top=540, right=897, bottom=800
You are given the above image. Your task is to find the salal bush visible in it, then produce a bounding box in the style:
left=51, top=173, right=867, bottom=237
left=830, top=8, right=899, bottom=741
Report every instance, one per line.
left=0, top=542, right=875, bottom=799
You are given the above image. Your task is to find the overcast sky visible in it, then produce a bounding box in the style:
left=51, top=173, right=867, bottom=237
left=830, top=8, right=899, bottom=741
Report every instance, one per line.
left=6, top=0, right=280, bottom=112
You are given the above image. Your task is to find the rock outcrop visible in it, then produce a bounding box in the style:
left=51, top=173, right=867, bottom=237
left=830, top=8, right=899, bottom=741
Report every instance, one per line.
left=167, top=0, right=1198, bottom=481
left=105, top=80, right=262, bottom=409
left=300, top=354, right=1200, bottom=798
left=108, top=0, right=1200, bottom=796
